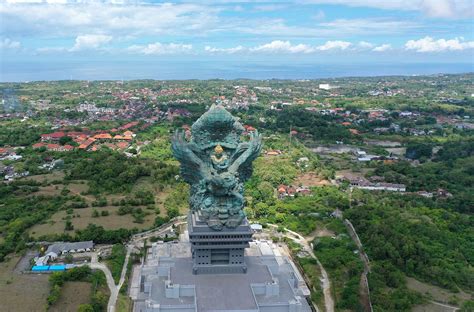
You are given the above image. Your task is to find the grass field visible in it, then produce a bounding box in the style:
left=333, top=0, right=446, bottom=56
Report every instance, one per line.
left=407, top=277, right=471, bottom=307
left=25, top=171, right=65, bottom=183
left=0, top=255, right=50, bottom=312
left=116, top=293, right=132, bottom=312
left=28, top=206, right=155, bottom=238
left=49, top=281, right=92, bottom=312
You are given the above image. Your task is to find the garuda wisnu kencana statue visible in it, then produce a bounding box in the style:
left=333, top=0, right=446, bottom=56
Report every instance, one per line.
left=172, top=105, right=262, bottom=230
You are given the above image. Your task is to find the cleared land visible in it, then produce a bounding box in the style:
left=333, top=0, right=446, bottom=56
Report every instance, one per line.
left=25, top=171, right=65, bottom=183
left=28, top=206, right=155, bottom=238
left=0, top=255, right=50, bottom=312
left=49, top=281, right=92, bottom=312
left=407, top=277, right=471, bottom=308
left=294, top=172, right=331, bottom=187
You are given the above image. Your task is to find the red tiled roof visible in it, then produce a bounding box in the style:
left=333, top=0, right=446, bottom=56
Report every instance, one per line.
left=119, top=121, right=139, bottom=130
left=41, top=131, right=65, bottom=139
left=93, top=133, right=112, bottom=139
left=78, top=139, right=95, bottom=149
left=47, top=143, right=60, bottom=149
left=116, top=142, right=129, bottom=149
left=33, top=142, right=46, bottom=148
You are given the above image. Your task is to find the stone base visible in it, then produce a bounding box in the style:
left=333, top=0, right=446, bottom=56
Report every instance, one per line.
left=132, top=239, right=312, bottom=312
left=188, top=211, right=253, bottom=274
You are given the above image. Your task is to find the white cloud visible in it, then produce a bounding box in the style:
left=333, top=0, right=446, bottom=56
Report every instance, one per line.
left=357, top=41, right=374, bottom=49
left=252, top=4, right=287, bottom=12
left=299, top=0, right=473, bottom=19
left=204, top=45, right=246, bottom=54
left=318, top=18, right=420, bottom=35
left=70, top=34, right=112, bottom=51
left=0, top=2, right=220, bottom=37
left=250, top=40, right=316, bottom=53
left=204, top=40, right=354, bottom=54
left=0, top=38, right=21, bottom=49
left=127, top=42, right=193, bottom=55
left=372, top=44, right=392, bottom=52
left=405, top=36, right=474, bottom=52
left=204, top=40, right=394, bottom=54
left=316, top=40, right=352, bottom=51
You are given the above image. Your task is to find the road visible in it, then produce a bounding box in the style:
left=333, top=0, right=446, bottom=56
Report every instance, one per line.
left=85, top=244, right=133, bottom=312
left=429, top=301, right=460, bottom=312
left=268, top=224, right=334, bottom=312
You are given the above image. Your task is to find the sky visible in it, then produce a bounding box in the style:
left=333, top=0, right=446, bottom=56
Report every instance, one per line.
left=0, top=0, right=473, bottom=81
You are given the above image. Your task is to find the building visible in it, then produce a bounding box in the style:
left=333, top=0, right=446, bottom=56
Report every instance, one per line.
left=131, top=238, right=311, bottom=312
left=41, top=131, right=65, bottom=142
left=45, top=241, right=94, bottom=257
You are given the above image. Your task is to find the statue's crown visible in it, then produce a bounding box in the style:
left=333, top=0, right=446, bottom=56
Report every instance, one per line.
left=191, top=105, right=244, bottom=149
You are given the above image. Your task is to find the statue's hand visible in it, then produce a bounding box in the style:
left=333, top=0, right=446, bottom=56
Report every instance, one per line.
left=172, top=130, right=191, bottom=158
left=247, top=129, right=262, bottom=157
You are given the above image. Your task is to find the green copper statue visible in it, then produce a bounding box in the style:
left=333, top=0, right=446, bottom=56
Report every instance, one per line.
left=172, top=105, right=262, bottom=230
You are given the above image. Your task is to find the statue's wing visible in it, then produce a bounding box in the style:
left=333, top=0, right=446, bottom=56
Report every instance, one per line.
left=171, top=130, right=205, bottom=184
left=229, top=130, right=262, bottom=182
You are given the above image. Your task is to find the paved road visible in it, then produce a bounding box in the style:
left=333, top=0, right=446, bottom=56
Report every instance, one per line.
left=107, top=245, right=133, bottom=312
left=84, top=246, right=131, bottom=312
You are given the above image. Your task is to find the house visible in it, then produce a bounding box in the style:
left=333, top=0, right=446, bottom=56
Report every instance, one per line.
left=33, top=142, right=46, bottom=149
left=119, top=121, right=139, bottom=130
left=78, top=138, right=95, bottom=150
left=41, top=144, right=74, bottom=152
left=116, top=142, right=130, bottom=150
left=244, top=125, right=256, bottom=133
left=45, top=241, right=94, bottom=257
left=41, top=132, right=65, bottom=142
left=93, top=133, right=113, bottom=141
left=0, top=148, right=9, bottom=157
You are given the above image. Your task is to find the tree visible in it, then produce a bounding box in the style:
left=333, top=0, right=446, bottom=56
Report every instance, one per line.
left=59, top=136, right=73, bottom=145
left=77, top=304, right=94, bottom=312
left=405, top=143, right=432, bottom=160
left=92, top=209, right=99, bottom=218
left=65, top=220, right=74, bottom=231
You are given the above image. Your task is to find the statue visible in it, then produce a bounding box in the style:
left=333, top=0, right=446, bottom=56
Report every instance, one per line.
left=172, top=105, right=262, bottom=230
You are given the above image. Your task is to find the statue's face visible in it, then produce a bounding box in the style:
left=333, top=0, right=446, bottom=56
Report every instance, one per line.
left=210, top=145, right=230, bottom=169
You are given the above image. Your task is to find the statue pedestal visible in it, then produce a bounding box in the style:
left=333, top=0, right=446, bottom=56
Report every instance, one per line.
left=188, top=211, right=253, bottom=274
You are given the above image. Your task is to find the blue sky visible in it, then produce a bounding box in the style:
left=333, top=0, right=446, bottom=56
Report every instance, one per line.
left=0, top=0, right=473, bottom=80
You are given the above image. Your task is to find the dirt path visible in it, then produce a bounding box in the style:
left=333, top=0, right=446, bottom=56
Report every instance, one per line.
left=430, top=301, right=460, bottom=311
left=344, top=219, right=373, bottom=312
left=284, top=228, right=335, bottom=312
left=266, top=224, right=334, bottom=312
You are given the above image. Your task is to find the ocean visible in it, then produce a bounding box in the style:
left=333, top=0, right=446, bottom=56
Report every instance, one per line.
left=1, top=60, right=472, bottom=82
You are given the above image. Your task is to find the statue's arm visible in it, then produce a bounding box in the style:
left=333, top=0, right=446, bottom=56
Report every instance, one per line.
left=228, top=130, right=262, bottom=173
left=172, top=130, right=207, bottom=182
